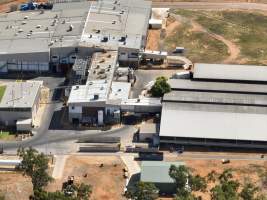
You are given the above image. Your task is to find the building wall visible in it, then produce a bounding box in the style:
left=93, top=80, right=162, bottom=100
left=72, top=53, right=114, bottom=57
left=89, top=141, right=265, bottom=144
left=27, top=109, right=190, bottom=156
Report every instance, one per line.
left=0, top=52, right=50, bottom=73
left=0, top=110, right=32, bottom=126
left=31, top=86, right=41, bottom=125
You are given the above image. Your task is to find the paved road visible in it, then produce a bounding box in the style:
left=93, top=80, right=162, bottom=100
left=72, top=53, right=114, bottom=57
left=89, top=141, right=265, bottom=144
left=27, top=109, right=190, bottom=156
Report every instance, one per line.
left=152, top=2, right=267, bottom=10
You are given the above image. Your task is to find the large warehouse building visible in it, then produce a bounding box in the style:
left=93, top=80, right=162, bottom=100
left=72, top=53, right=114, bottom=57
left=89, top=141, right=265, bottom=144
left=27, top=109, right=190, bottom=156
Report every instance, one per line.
left=0, top=0, right=151, bottom=73
left=160, top=63, right=267, bottom=149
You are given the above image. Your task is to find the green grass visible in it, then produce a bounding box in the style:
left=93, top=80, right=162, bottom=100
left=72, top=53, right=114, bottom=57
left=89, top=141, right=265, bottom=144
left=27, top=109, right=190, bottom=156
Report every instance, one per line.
left=172, top=9, right=267, bottom=65
left=0, top=131, right=13, bottom=140
left=0, top=85, right=6, bottom=102
left=164, top=22, right=229, bottom=63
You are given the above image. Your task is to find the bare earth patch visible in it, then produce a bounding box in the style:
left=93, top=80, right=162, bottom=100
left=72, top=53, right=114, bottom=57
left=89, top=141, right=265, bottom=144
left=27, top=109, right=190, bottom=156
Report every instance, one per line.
left=0, top=172, right=32, bottom=200
left=47, top=155, right=126, bottom=200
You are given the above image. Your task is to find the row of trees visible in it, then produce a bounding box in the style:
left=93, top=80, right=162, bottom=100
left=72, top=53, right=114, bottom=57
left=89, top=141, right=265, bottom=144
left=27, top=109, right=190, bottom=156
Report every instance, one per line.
left=126, top=165, right=266, bottom=200
left=17, top=147, right=92, bottom=200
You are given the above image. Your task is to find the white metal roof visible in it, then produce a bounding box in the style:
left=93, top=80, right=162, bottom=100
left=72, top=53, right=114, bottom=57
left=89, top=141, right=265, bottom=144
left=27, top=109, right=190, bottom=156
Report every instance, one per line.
left=0, top=81, right=41, bottom=108
left=160, top=102, right=267, bottom=141
left=193, top=63, right=267, bottom=82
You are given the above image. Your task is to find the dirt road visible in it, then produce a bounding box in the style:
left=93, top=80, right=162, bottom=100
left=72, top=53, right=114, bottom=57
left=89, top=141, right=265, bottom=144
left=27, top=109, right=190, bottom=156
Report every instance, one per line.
left=152, top=2, right=267, bottom=11
left=190, top=20, right=240, bottom=63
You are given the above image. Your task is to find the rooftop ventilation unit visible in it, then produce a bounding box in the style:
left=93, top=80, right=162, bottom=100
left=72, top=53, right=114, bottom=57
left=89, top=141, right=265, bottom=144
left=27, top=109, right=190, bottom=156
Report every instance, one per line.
left=89, top=34, right=92, bottom=38
left=112, top=20, right=116, bottom=24
left=55, top=14, right=58, bottom=19
left=100, top=86, right=104, bottom=90
left=62, top=19, right=66, bottom=24
left=95, top=29, right=100, bottom=34
left=120, top=10, right=124, bottom=14
left=18, top=28, right=23, bottom=33
left=100, top=59, right=105, bottom=63
left=75, top=85, right=79, bottom=89
left=24, top=16, right=28, bottom=19
left=67, top=25, right=73, bottom=32
left=114, top=0, right=118, bottom=4
left=21, top=21, right=26, bottom=25
left=93, top=94, right=99, bottom=100
left=45, top=27, right=49, bottom=31
left=101, top=37, right=108, bottom=42
left=113, top=6, right=116, bottom=10
left=119, top=36, right=126, bottom=42
left=36, top=25, right=41, bottom=28
left=48, top=41, right=54, bottom=46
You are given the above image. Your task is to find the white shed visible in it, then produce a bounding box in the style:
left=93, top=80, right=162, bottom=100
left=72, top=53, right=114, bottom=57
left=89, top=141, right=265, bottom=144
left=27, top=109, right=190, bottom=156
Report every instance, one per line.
left=149, top=19, right=163, bottom=29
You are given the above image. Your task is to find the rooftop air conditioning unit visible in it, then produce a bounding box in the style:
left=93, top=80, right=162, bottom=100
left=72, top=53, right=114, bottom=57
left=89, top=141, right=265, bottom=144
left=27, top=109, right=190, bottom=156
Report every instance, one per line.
left=101, top=37, right=108, bottom=42
left=94, top=94, right=99, bottom=100
left=68, top=25, right=73, bottom=32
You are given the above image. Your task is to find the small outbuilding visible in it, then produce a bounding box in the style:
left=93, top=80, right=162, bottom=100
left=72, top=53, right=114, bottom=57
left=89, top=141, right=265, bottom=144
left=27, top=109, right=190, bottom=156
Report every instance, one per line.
left=149, top=18, right=163, bottom=29
left=140, top=161, right=184, bottom=194
left=139, top=123, right=158, bottom=142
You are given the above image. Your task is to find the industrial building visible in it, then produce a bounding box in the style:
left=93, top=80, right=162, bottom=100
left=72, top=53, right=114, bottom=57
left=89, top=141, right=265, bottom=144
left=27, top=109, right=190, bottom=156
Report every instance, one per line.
left=0, top=0, right=151, bottom=73
left=0, top=81, right=42, bottom=130
left=68, top=51, right=131, bottom=124
left=140, top=161, right=184, bottom=194
left=160, top=63, right=267, bottom=149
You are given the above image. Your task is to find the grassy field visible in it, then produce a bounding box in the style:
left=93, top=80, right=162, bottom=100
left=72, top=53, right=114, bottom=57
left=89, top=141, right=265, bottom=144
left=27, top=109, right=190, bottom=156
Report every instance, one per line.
left=0, top=85, right=6, bottom=102
left=164, top=20, right=229, bottom=63
left=0, top=131, right=14, bottom=140
left=171, top=9, right=267, bottom=65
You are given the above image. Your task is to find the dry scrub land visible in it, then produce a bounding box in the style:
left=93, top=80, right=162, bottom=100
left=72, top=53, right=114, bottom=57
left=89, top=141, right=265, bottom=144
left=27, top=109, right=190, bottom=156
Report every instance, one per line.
left=46, top=156, right=126, bottom=200
left=163, top=159, right=267, bottom=199
left=162, top=9, right=267, bottom=64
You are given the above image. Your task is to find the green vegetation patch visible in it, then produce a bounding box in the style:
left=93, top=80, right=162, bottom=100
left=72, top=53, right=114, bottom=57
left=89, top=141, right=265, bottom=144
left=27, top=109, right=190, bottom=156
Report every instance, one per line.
left=0, top=85, right=6, bottom=102
left=172, top=9, right=267, bottom=64
left=164, top=22, right=229, bottom=63
left=0, top=131, right=13, bottom=140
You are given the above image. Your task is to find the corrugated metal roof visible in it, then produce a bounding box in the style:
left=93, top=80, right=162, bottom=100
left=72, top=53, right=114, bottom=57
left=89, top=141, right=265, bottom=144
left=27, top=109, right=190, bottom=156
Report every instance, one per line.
left=141, top=161, right=184, bottom=183
left=193, top=63, right=267, bottom=82
left=0, top=81, right=41, bottom=108
left=168, top=79, right=267, bottom=94
left=163, top=91, right=267, bottom=106
left=160, top=102, right=267, bottom=141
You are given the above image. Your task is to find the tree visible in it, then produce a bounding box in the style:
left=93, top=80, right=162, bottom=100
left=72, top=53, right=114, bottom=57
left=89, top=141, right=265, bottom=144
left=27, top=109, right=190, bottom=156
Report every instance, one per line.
left=150, top=76, right=171, bottom=97
left=210, top=169, right=240, bottom=200
left=0, top=194, right=5, bottom=200
left=76, top=183, right=92, bottom=200
left=30, top=190, right=76, bottom=200
left=125, top=182, right=159, bottom=200
left=169, top=165, right=207, bottom=199
left=240, top=182, right=259, bottom=200
left=17, top=147, right=53, bottom=190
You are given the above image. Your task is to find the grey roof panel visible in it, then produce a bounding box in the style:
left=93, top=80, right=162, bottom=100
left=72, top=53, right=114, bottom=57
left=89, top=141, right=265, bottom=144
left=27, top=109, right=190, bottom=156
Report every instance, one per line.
left=160, top=102, right=267, bottom=141
left=168, top=79, right=267, bottom=94
left=141, top=161, right=184, bottom=183
left=164, top=91, right=267, bottom=106
left=0, top=81, right=41, bottom=108
left=193, top=63, right=267, bottom=82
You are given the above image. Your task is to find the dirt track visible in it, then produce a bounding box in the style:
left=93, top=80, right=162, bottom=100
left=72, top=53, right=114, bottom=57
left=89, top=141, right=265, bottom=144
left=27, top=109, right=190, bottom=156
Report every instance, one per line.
left=190, top=20, right=240, bottom=63
left=152, top=2, right=267, bottom=11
